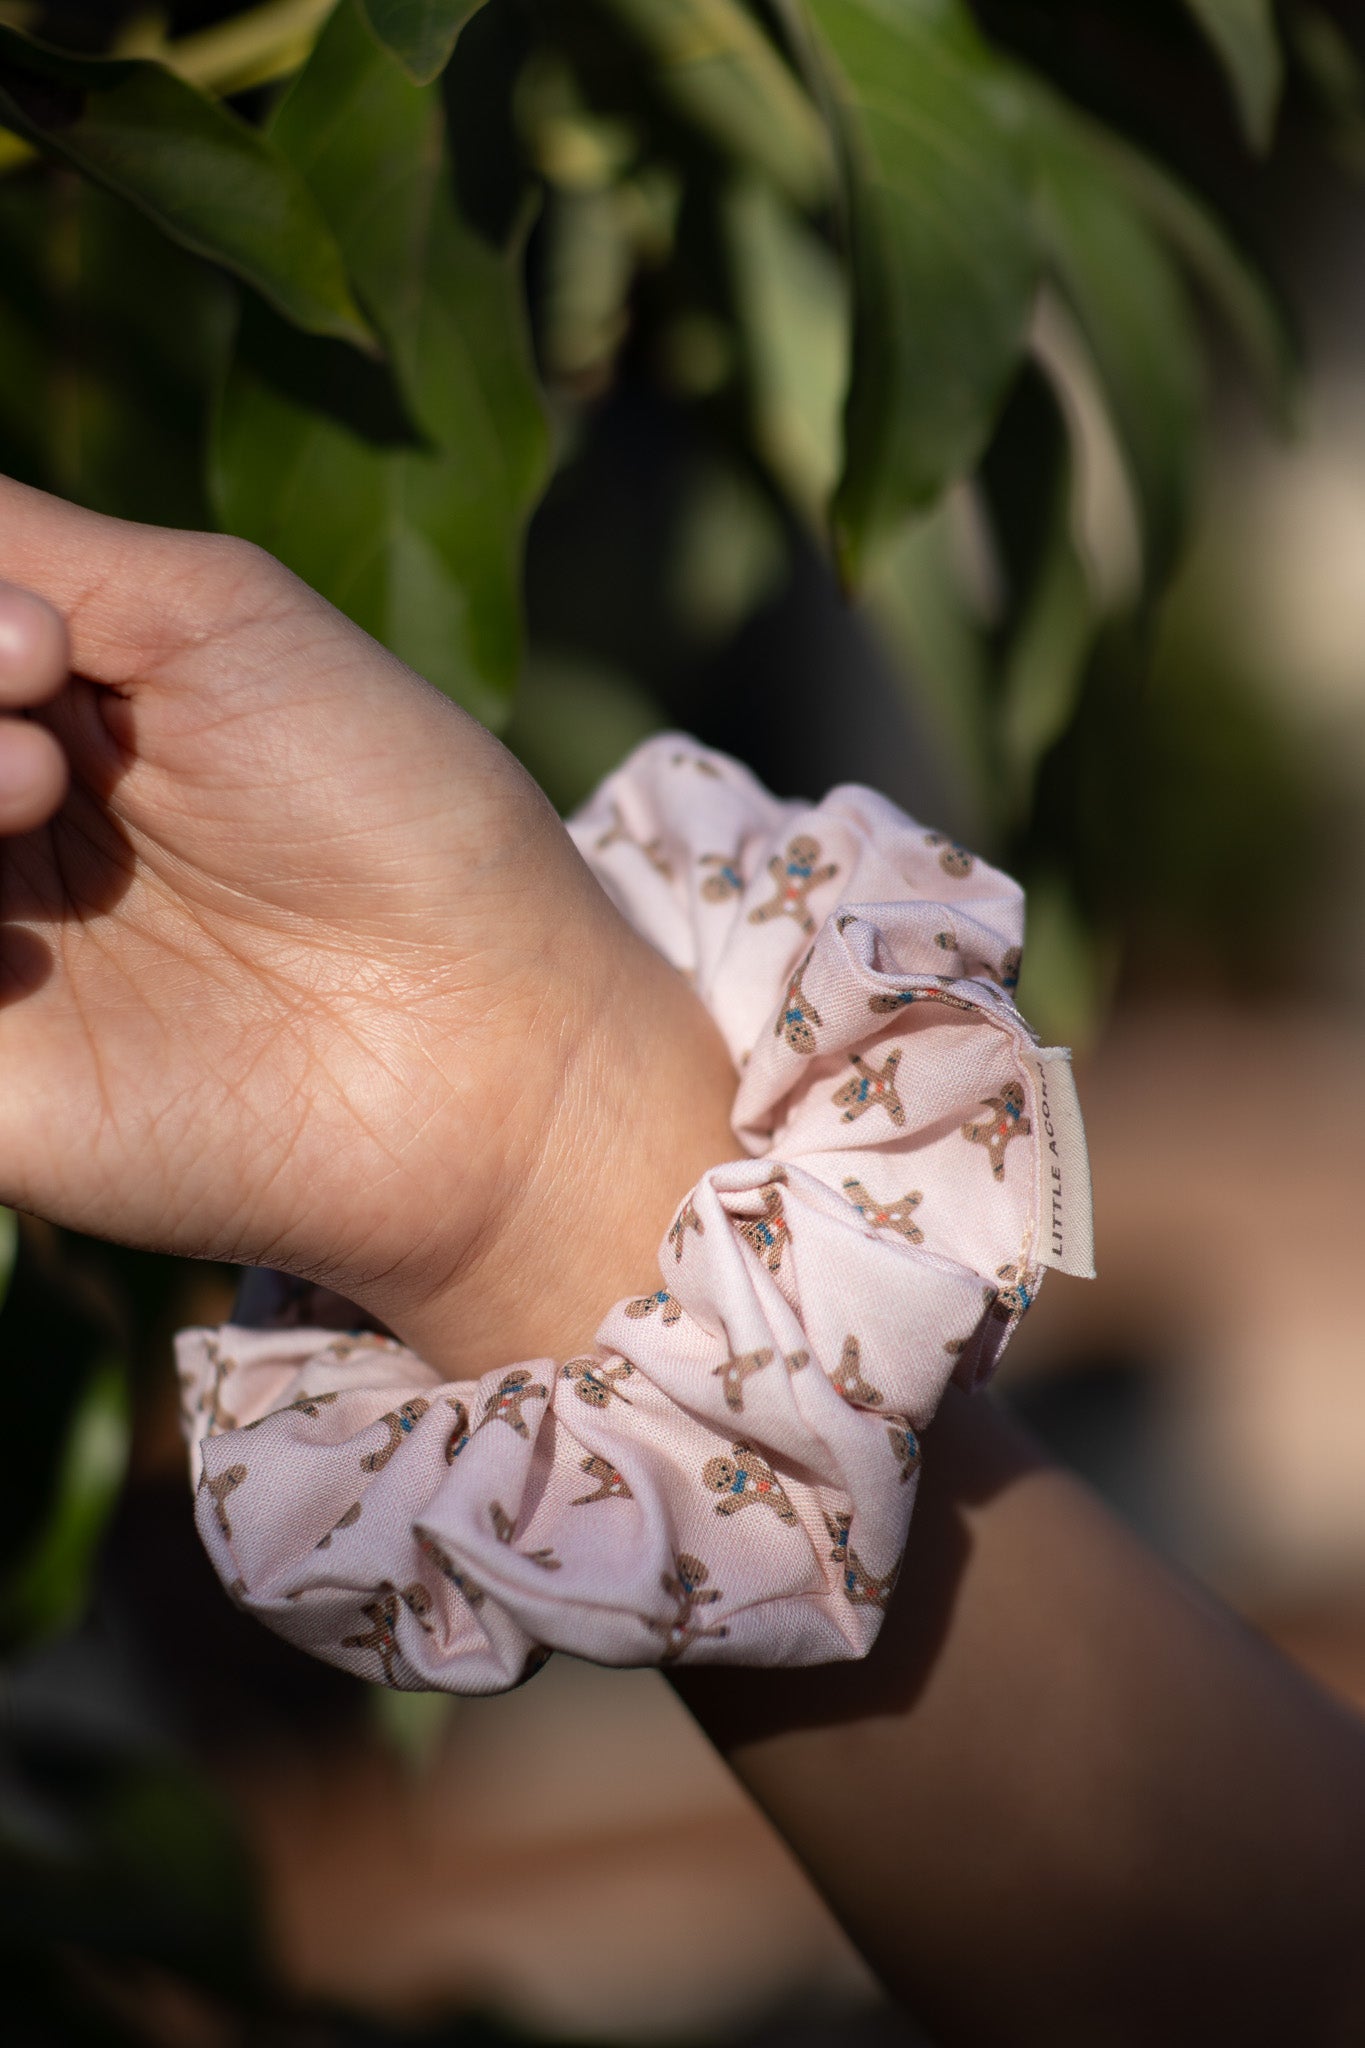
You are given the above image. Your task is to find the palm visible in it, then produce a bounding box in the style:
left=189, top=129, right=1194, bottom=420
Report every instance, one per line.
left=0, top=507, right=606, bottom=1323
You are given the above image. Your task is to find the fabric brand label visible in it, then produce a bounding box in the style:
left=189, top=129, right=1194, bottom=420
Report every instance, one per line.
left=1021, top=1049, right=1095, bottom=1279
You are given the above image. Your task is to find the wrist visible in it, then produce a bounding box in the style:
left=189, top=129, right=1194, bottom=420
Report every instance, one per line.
left=373, top=912, right=739, bottom=1376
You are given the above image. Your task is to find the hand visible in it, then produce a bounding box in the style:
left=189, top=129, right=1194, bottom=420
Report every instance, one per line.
left=0, top=476, right=736, bottom=1367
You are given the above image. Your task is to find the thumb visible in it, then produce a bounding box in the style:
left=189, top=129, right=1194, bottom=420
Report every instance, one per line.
left=0, top=472, right=272, bottom=690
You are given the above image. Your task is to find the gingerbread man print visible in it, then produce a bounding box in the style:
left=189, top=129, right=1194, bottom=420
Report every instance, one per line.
left=737, top=1184, right=792, bottom=1274
left=886, top=1415, right=921, bottom=1482
left=774, top=949, right=822, bottom=1055
left=842, top=1178, right=924, bottom=1245
left=360, top=1397, right=431, bottom=1473
left=712, top=1347, right=774, bottom=1413
left=668, top=1196, right=704, bottom=1261
left=595, top=802, right=672, bottom=878
left=417, top=1530, right=485, bottom=1607
left=833, top=1049, right=907, bottom=1128
left=645, top=1553, right=728, bottom=1662
left=572, top=1455, right=633, bottom=1506
left=562, top=1356, right=635, bottom=1408
left=444, top=1398, right=471, bottom=1462
left=624, top=1289, right=682, bottom=1326
left=315, top=1499, right=362, bottom=1549
left=699, top=851, right=744, bottom=901
left=703, top=1443, right=798, bottom=1524
left=962, top=1081, right=1030, bottom=1180
left=823, top=1511, right=898, bottom=1609
left=202, top=1463, right=247, bottom=1542
left=748, top=835, right=838, bottom=936
left=482, top=1369, right=549, bottom=1437
left=926, top=831, right=974, bottom=878
left=832, top=1334, right=883, bottom=1406
left=342, top=1593, right=402, bottom=1686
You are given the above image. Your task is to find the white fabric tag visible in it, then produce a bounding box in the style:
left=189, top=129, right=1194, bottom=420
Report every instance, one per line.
left=1022, top=1050, right=1095, bottom=1279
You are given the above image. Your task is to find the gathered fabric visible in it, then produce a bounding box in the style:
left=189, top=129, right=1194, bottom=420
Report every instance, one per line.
left=178, top=736, right=1093, bottom=1694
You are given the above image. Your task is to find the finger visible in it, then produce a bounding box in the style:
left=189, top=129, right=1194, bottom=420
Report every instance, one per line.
left=0, top=716, right=69, bottom=834
left=0, top=470, right=234, bottom=687
left=0, top=581, right=69, bottom=709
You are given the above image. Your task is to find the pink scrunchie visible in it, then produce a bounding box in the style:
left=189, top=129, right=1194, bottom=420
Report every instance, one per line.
left=179, top=736, right=1093, bottom=1694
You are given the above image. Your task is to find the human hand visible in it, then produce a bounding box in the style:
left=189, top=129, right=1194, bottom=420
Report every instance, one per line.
left=0, top=476, right=736, bottom=1368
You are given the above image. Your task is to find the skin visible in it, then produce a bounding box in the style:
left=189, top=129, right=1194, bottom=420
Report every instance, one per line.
left=3, top=472, right=1363, bottom=2042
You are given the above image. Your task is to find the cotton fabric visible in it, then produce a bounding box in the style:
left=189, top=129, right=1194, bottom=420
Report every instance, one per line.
left=179, top=736, right=1092, bottom=1694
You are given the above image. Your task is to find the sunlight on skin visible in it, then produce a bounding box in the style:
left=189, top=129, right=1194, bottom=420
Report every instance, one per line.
left=0, top=478, right=736, bottom=1375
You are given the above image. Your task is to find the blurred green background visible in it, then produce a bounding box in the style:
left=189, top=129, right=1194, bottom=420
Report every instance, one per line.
left=2, top=2, right=1364, bottom=2042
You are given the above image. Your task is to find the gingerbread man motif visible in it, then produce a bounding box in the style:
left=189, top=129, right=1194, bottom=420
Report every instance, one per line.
left=703, top=1442, right=798, bottom=1524
left=562, top=1356, right=635, bottom=1408
left=832, top=1333, right=882, bottom=1406
left=926, top=831, right=974, bottom=878
left=202, top=1463, right=247, bottom=1541
left=886, top=1415, right=921, bottom=1482
left=668, top=1196, right=704, bottom=1261
left=198, top=1337, right=238, bottom=1435
left=774, top=948, right=822, bottom=1055
left=624, top=1289, right=682, bottom=1326
left=672, top=751, right=722, bottom=778
left=869, top=985, right=917, bottom=1017
left=962, top=1081, right=1030, bottom=1180
left=842, top=1178, right=924, bottom=1245
left=417, top=1529, right=485, bottom=1607
left=342, top=1593, right=401, bottom=1686
left=822, top=1511, right=898, bottom=1609
left=712, top=1347, right=774, bottom=1413
left=699, top=851, right=744, bottom=901
left=747, top=835, right=838, bottom=936
left=997, top=945, right=1022, bottom=992
left=482, top=1369, right=549, bottom=1436
left=645, top=1553, right=729, bottom=1662
left=360, top=1396, right=431, bottom=1473
left=247, top=1388, right=341, bottom=1430
left=572, top=1454, right=633, bottom=1506
left=736, top=1184, right=792, bottom=1274
left=319, top=1332, right=403, bottom=1363
left=833, top=1049, right=907, bottom=1127
left=444, top=1398, right=471, bottom=1463
left=595, top=802, right=672, bottom=878
left=315, top=1499, right=361, bottom=1549
left=990, top=1258, right=1038, bottom=1322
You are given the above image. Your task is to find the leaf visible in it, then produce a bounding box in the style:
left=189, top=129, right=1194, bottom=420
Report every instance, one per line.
left=804, top=0, right=1040, bottom=577
left=999, top=469, right=1100, bottom=811
left=1182, top=0, right=1283, bottom=152
left=723, top=175, right=848, bottom=523
left=213, top=0, right=547, bottom=720
left=0, top=24, right=372, bottom=348
left=359, top=0, right=486, bottom=84
left=1028, top=113, right=1203, bottom=588
left=595, top=0, right=832, bottom=207
left=0, top=1356, right=130, bottom=1648
left=1092, top=124, right=1298, bottom=428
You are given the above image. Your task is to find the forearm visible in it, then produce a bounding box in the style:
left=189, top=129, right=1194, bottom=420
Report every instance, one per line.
left=672, top=1386, right=1365, bottom=2045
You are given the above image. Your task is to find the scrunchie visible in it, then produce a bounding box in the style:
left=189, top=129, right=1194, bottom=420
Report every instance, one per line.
left=178, top=736, right=1093, bottom=1694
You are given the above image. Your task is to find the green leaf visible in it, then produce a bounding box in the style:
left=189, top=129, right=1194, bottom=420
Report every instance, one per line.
left=1029, top=115, right=1203, bottom=589
left=359, top=0, right=486, bottom=84
left=595, top=0, right=833, bottom=207
left=0, top=1356, right=129, bottom=1648
left=723, top=175, right=848, bottom=523
left=1182, top=0, right=1283, bottom=151
left=0, top=24, right=372, bottom=348
left=1092, top=124, right=1298, bottom=428
left=213, top=0, right=547, bottom=720
left=804, top=0, right=1040, bottom=577
left=1000, top=469, right=1100, bottom=811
